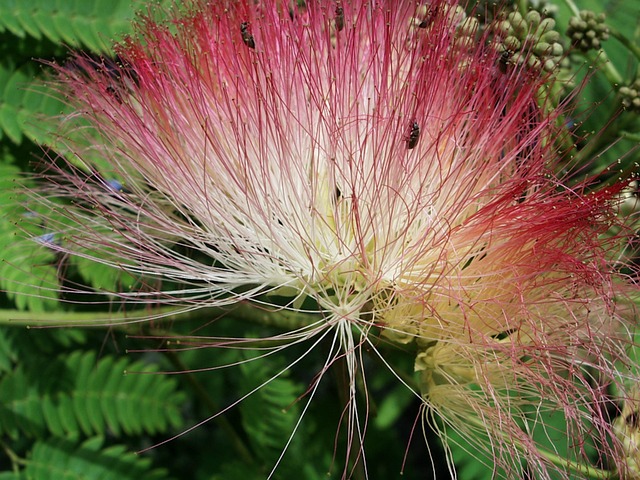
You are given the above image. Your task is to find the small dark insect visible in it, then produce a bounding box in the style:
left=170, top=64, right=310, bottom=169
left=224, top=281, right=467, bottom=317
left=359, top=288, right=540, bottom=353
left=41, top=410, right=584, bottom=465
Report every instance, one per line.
left=105, top=85, right=122, bottom=103
left=66, top=54, right=138, bottom=104
left=334, top=186, right=342, bottom=203
left=491, top=329, right=517, bottom=341
left=499, top=50, right=512, bottom=74
left=406, top=120, right=420, bottom=150
left=240, top=22, right=255, bottom=49
left=335, top=5, right=344, bottom=32
left=417, top=7, right=435, bottom=28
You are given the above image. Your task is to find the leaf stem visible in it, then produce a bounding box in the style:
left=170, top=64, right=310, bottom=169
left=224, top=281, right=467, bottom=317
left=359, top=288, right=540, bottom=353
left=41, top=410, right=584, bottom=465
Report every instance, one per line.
left=621, top=131, right=640, bottom=142
left=461, top=413, right=615, bottom=479
left=0, top=303, right=319, bottom=330
left=584, top=48, right=623, bottom=86
left=0, top=438, right=27, bottom=472
left=516, top=0, right=528, bottom=16
left=609, top=27, right=640, bottom=62
left=560, top=0, right=580, bottom=18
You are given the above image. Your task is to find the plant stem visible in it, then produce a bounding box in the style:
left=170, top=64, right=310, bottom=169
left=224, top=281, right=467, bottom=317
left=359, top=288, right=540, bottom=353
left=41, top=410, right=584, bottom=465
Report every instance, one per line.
left=516, top=0, right=528, bottom=16
left=621, top=131, right=640, bottom=142
left=591, top=49, right=623, bottom=86
left=0, top=302, right=319, bottom=330
left=0, top=438, right=27, bottom=472
left=560, top=0, right=581, bottom=18
left=461, top=414, right=615, bottom=479
left=609, top=27, right=640, bottom=62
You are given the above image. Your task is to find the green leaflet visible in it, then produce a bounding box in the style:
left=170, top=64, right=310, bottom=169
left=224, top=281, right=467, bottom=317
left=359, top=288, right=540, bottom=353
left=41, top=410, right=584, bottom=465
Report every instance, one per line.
left=0, top=160, right=134, bottom=309
left=0, top=62, right=68, bottom=146
left=0, top=163, right=60, bottom=312
left=237, top=353, right=303, bottom=463
left=0, top=0, right=156, bottom=147
left=72, top=250, right=138, bottom=297
left=0, top=349, right=185, bottom=439
left=235, top=351, right=330, bottom=479
left=0, top=0, right=145, bottom=53
left=0, top=329, right=16, bottom=373
left=24, top=436, right=171, bottom=480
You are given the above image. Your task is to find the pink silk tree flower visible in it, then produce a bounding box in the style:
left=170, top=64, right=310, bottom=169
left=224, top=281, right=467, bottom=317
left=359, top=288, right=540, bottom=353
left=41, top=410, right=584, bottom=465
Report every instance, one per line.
left=35, top=0, right=639, bottom=478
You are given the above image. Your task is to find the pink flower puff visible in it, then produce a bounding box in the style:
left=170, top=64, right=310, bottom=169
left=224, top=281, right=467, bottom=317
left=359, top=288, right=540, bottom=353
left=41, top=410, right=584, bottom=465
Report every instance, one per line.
left=35, top=1, right=639, bottom=478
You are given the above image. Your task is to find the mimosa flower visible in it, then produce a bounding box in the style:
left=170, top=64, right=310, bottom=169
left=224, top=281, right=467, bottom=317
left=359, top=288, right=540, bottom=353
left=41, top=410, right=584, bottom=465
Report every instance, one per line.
left=35, top=0, right=637, bottom=477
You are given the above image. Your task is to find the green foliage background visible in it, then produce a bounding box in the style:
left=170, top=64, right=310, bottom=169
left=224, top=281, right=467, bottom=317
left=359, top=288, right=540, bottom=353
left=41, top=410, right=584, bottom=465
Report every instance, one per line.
left=0, top=0, right=637, bottom=479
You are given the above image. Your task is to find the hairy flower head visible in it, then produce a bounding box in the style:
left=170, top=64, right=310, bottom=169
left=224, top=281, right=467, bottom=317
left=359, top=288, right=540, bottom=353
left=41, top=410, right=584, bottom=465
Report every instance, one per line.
left=33, top=0, right=638, bottom=478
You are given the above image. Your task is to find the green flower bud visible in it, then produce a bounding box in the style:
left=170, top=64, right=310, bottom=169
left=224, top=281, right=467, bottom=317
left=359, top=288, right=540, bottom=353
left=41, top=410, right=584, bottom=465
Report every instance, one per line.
left=566, top=10, right=609, bottom=52
left=492, top=9, right=563, bottom=73
left=620, top=79, right=640, bottom=113
left=525, top=10, right=541, bottom=28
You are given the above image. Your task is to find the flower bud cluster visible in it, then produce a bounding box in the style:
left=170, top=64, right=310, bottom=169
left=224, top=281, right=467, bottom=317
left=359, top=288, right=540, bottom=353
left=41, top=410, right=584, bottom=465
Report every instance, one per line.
left=528, top=0, right=559, bottom=17
left=567, top=10, right=610, bottom=52
left=454, top=15, right=480, bottom=51
left=620, top=78, right=640, bottom=113
left=410, top=3, right=479, bottom=52
left=494, top=10, right=564, bottom=72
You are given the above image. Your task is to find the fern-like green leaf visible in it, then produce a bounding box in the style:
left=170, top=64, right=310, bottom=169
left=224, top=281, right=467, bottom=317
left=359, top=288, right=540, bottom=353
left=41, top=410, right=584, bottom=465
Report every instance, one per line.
left=237, top=354, right=302, bottom=464
left=0, top=0, right=147, bottom=54
left=0, top=350, right=185, bottom=439
left=0, top=367, right=42, bottom=438
left=0, top=0, right=162, bottom=148
left=0, top=62, right=69, bottom=146
left=6, top=326, right=87, bottom=358
left=23, top=436, right=171, bottom=480
left=0, top=163, right=60, bottom=311
left=0, top=472, right=23, bottom=480
left=0, top=245, right=60, bottom=312
left=0, top=63, right=29, bottom=145
left=0, top=328, right=17, bottom=373
left=73, top=251, right=138, bottom=297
